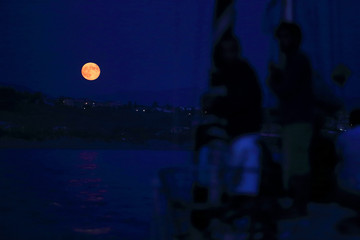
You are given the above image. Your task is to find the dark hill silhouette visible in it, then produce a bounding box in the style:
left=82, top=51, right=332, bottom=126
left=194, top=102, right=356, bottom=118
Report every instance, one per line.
left=0, top=81, right=202, bottom=107
left=0, top=82, right=36, bottom=93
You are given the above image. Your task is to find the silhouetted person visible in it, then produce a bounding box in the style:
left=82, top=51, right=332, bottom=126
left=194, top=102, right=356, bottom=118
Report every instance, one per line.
left=210, top=34, right=263, bottom=139
left=268, top=22, right=314, bottom=217
left=193, top=34, right=263, bottom=199
left=194, top=34, right=263, bottom=199
left=192, top=34, right=281, bottom=239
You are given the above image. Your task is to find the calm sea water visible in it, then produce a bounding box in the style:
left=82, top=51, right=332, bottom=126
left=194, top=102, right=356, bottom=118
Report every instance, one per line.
left=0, top=149, right=191, bottom=240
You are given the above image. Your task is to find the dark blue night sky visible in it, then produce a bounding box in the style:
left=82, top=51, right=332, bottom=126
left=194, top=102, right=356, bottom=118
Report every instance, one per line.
left=1, top=1, right=359, bottom=107
left=1, top=1, right=217, bottom=106
left=1, top=0, right=276, bottom=106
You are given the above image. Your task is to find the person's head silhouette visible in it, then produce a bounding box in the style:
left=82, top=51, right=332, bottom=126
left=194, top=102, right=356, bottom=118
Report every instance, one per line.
left=213, top=34, right=240, bottom=69
left=275, top=22, right=302, bottom=55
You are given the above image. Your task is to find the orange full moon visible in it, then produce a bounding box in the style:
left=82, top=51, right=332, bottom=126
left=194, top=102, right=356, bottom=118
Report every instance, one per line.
left=81, top=62, right=100, bottom=81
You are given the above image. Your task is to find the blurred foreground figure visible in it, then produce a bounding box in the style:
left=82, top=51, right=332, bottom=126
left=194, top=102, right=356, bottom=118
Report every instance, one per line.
left=193, top=34, right=263, bottom=207
left=268, top=22, right=314, bottom=217
left=194, top=34, right=263, bottom=202
left=192, top=34, right=280, bottom=239
left=210, top=34, right=263, bottom=139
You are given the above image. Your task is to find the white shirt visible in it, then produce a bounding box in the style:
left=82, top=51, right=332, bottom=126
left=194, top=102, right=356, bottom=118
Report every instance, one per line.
left=226, top=134, right=261, bottom=196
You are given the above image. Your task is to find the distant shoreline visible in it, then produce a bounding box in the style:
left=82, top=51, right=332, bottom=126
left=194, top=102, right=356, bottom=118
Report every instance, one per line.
left=0, top=137, right=193, bottom=151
